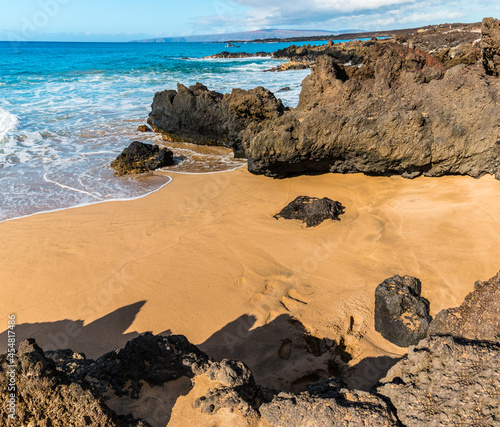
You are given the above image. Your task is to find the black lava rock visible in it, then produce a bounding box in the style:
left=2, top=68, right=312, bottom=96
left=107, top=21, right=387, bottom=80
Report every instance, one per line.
left=274, top=196, right=345, bottom=227
left=111, top=141, right=175, bottom=176
left=374, top=275, right=432, bottom=347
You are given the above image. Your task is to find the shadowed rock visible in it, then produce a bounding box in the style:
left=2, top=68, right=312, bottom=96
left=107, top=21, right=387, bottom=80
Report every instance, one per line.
left=111, top=141, right=175, bottom=176
left=274, top=196, right=345, bottom=227
left=374, top=275, right=432, bottom=347
left=482, top=17, right=500, bottom=76
left=428, top=271, right=500, bottom=341
left=0, top=339, right=149, bottom=426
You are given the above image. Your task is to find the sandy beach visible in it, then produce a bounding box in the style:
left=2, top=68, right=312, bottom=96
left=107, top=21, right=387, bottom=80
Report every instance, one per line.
left=1, top=168, right=499, bottom=390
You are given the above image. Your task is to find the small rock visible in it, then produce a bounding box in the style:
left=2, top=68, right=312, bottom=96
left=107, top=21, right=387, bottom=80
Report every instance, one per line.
left=111, top=141, right=175, bottom=176
left=137, top=124, right=152, bottom=132
left=374, top=275, right=432, bottom=347
left=274, top=196, right=345, bottom=227
left=278, top=86, right=291, bottom=92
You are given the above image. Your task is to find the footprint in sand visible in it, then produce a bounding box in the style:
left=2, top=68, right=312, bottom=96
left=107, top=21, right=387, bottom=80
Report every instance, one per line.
left=278, top=338, right=293, bottom=360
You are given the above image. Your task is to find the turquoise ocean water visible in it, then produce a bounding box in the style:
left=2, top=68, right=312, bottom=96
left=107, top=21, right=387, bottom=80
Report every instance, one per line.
left=0, top=39, right=338, bottom=222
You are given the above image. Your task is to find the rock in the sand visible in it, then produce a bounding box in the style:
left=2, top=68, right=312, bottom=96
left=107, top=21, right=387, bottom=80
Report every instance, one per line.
left=259, top=378, right=400, bottom=426
left=111, top=141, right=175, bottom=176
left=427, top=271, right=500, bottom=341
left=148, top=82, right=284, bottom=157
left=274, top=196, right=345, bottom=227
left=377, top=335, right=500, bottom=426
left=482, top=17, right=500, bottom=76
left=0, top=339, right=149, bottom=426
left=137, top=124, right=152, bottom=132
left=374, top=275, right=432, bottom=347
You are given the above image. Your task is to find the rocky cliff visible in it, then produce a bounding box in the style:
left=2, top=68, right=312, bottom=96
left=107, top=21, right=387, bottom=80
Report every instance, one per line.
left=149, top=18, right=500, bottom=181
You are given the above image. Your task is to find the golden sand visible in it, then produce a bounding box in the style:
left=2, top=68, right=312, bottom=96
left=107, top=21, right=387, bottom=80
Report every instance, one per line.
left=1, top=168, right=499, bottom=391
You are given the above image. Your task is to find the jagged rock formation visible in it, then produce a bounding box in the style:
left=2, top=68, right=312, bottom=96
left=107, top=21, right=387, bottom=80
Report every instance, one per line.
left=0, top=339, right=149, bottom=426
left=259, top=378, right=400, bottom=426
left=427, top=271, right=500, bottom=341
left=148, top=82, right=284, bottom=157
left=244, top=44, right=500, bottom=178
left=482, top=17, right=500, bottom=76
left=150, top=30, right=500, bottom=180
left=374, top=275, right=432, bottom=347
left=274, top=196, right=345, bottom=227
left=377, top=336, right=500, bottom=426
left=111, top=141, right=175, bottom=176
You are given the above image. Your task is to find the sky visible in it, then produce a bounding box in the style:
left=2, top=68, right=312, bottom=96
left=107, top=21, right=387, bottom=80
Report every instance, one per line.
left=0, top=0, right=499, bottom=42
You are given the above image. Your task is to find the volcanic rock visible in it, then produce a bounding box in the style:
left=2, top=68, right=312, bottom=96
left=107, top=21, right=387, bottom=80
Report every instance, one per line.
left=259, top=378, right=400, bottom=426
left=244, top=43, right=500, bottom=179
left=374, top=275, right=432, bottom=347
left=377, top=336, right=500, bottom=426
left=427, top=271, right=500, bottom=341
left=0, top=339, right=149, bottom=426
left=148, top=82, right=284, bottom=157
left=482, top=17, right=500, bottom=76
left=111, top=141, right=175, bottom=176
left=274, top=196, right=345, bottom=227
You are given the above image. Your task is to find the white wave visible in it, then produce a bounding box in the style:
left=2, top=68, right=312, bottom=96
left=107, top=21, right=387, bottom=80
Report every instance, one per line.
left=43, top=173, right=103, bottom=200
left=0, top=108, right=19, bottom=141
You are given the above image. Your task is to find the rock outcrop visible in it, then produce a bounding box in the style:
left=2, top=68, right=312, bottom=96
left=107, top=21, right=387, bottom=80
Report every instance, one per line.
left=427, top=271, right=500, bottom=341
left=0, top=339, right=149, bottom=426
left=482, top=17, right=500, bottom=76
left=274, top=196, right=345, bottom=227
left=150, top=34, right=500, bottom=181
left=111, top=141, right=175, bottom=176
left=377, top=336, right=500, bottom=426
left=148, top=82, right=284, bottom=157
left=259, top=378, right=400, bottom=426
left=244, top=44, right=500, bottom=178
left=374, top=275, right=432, bottom=347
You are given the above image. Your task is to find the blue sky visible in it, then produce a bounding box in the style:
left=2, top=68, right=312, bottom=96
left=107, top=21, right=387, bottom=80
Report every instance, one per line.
left=0, top=0, right=499, bottom=42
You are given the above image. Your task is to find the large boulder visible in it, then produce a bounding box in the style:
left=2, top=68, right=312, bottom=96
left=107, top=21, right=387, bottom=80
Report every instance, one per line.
left=377, top=336, right=500, bottom=426
left=374, top=275, right=432, bottom=347
left=482, top=17, right=500, bottom=76
left=427, top=271, right=500, bottom=342
left=148, top=82, right=284, bottom=157
left=111, top=141, right=175, bottom=176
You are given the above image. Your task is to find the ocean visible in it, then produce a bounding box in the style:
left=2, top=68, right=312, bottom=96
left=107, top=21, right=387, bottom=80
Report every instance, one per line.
left=0, top=39, right=330, bottom=222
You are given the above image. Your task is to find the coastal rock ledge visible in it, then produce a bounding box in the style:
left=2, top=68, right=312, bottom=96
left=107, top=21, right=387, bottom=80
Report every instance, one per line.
left=149, top=18, right=500, bottom=180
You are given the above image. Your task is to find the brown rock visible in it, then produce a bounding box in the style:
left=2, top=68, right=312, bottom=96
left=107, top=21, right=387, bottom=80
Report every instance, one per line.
left=427, top=271, right=500, bottom=341
left=482, top=17, right=500, bottom=76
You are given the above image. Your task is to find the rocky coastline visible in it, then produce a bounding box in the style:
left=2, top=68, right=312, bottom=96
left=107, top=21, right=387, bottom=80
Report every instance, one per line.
left=2, top=271, right=498, bottom=426
left=151, top=18, right=500, bottom=181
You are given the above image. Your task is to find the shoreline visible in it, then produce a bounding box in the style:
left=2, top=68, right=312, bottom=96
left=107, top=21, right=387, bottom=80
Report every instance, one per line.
left=1, top=168, right=499, bottom=389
